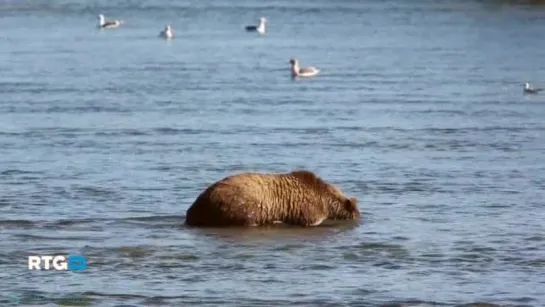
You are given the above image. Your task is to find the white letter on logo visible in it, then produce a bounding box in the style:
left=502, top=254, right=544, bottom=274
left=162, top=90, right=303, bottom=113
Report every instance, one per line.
left=52, top=256, right=67, bottom=270
left=41, top=256, right=53, bottom=270
left=28, top=256, right=41, bottom=270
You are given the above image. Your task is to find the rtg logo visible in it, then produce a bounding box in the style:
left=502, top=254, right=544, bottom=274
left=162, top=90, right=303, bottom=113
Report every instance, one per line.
left=28, top=255, right=87, bottom=271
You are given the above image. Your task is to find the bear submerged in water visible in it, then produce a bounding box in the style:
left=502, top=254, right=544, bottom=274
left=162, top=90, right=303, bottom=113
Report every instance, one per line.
left=185, top=170, right=360, bottom=227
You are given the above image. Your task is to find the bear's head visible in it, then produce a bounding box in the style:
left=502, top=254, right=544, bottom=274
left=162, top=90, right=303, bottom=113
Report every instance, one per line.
left=290, top=170, right=361, bottom=221
left=329, top=196, right=360, bottom=220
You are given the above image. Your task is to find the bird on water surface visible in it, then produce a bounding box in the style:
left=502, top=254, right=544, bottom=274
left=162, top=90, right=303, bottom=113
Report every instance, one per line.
left=245, top=17, right=267, bottom=35
left=289, top=58, right=320, bottom=78
left=523, top=82, right=542, bottom=94
left=97, top=14, right=123, bottom=29
left=159, top=25, right=173, bottom=39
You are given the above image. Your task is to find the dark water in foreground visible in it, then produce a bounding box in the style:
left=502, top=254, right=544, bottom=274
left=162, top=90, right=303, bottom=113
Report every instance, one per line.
left=1, top=0, right=545, bottom=306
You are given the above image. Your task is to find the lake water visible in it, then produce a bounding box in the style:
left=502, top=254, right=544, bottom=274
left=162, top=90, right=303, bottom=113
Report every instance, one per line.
left=1, top=0, right=545, bottom=306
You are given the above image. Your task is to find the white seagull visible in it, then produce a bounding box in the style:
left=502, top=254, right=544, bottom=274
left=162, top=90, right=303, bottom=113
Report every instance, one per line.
left=523, top=82, right=542, bottom=94
left=290, top=58, right=320, bottom=78
left=159, top=25, right=173, bottom=39
left=97, top=14, right=123, bottom=29
left=245, top=17, right=267, bottom=35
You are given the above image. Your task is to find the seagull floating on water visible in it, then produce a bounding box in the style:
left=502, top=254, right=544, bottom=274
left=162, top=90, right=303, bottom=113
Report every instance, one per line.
left=245, top=17, right=267, bottom=35
left=523, top=82, right=542, bottom=94
left=159, top=25, right=173, bottom=39
left=290, top=58, right=320, bottom=78
left=97, top=14, right=123, bottom=29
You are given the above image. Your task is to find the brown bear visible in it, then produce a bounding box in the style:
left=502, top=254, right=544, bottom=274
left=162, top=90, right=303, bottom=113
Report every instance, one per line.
left=185, top=170, right=360, bottom=227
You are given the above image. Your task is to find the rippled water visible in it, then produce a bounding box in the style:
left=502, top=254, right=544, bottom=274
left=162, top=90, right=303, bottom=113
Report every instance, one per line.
left=1, top=0, right=545, bottom=306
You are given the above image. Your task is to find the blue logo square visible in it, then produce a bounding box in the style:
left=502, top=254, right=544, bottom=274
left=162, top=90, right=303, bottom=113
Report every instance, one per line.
left=67, top=255, right=87, bottom=271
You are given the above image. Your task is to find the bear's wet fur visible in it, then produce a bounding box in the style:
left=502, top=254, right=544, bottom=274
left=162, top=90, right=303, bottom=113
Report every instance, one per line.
left=185, top=170, right=360, bottom=227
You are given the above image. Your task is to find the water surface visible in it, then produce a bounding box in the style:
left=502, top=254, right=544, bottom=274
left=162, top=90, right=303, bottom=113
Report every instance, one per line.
left=1, top=0, right=545, bottom=306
